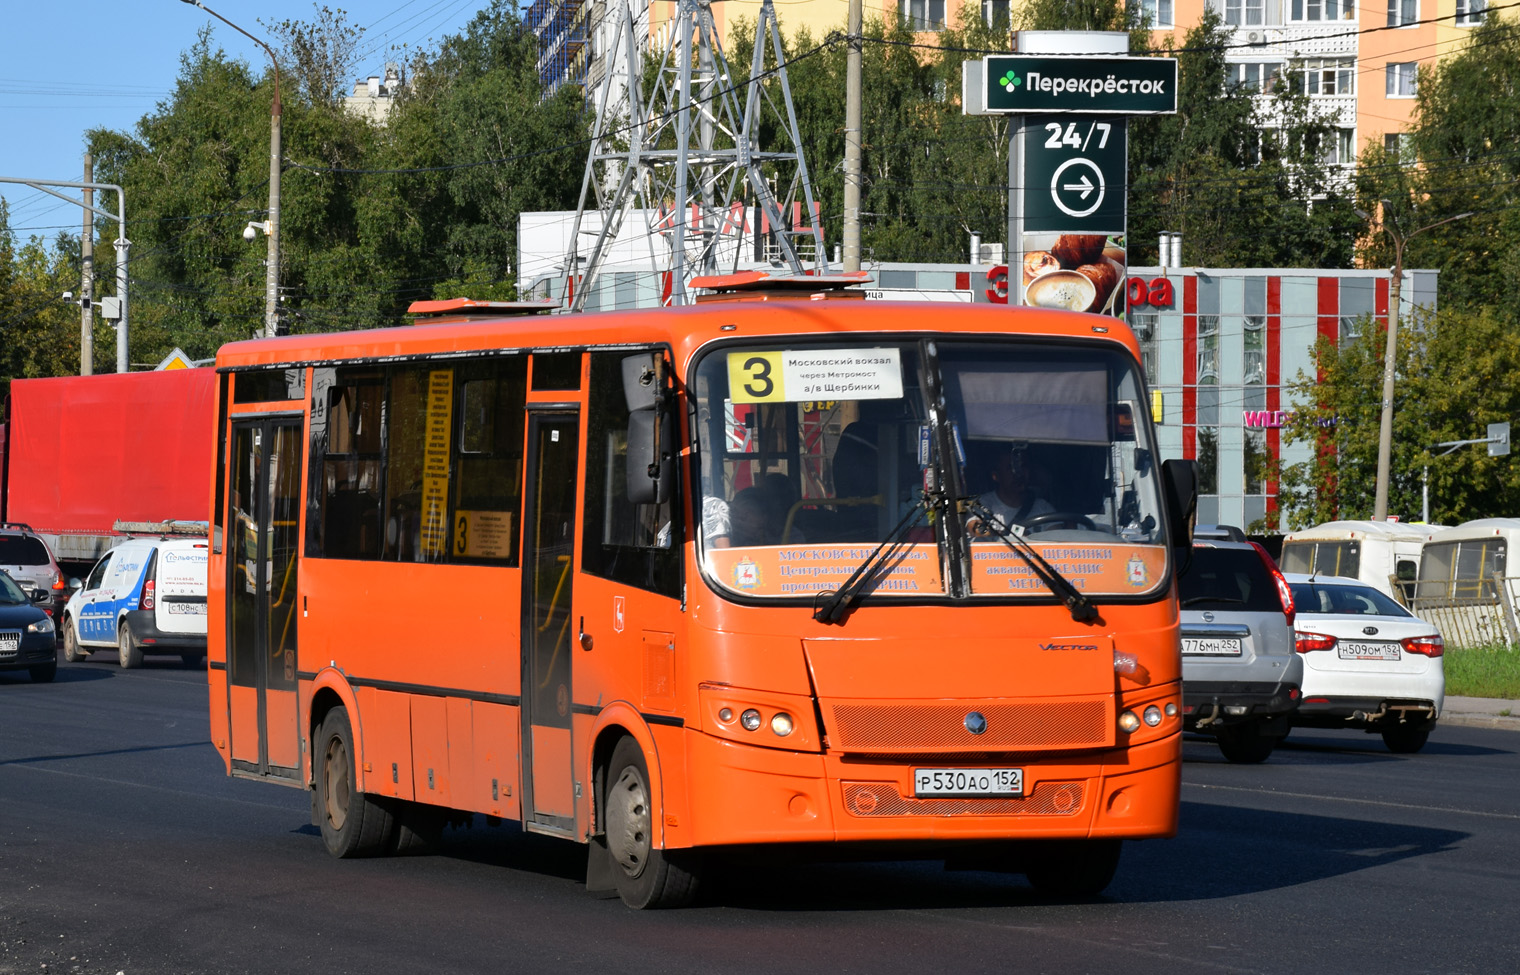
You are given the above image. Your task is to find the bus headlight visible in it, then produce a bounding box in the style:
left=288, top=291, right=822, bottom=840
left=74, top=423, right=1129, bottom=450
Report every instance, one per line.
left=770, top=712, right=794, bottom=737
left=1143, top=705, right=1162, bottom=727
left=1118, top=710, right=1141, bottom=733
left=740, top=709, right=762, bottom=731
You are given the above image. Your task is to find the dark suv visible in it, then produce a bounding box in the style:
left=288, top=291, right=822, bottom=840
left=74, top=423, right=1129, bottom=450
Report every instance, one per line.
left=1179, top=539, right=1303, bottom=763
left=0, top=524, right=67, bottom=623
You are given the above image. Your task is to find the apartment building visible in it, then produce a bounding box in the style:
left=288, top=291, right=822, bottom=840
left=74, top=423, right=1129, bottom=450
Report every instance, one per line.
left=1146, top=0, right=1494, bottom=159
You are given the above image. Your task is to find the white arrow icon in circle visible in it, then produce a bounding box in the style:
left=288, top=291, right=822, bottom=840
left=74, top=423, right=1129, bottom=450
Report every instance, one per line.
left=1050, top=158, right=1106, bottom=219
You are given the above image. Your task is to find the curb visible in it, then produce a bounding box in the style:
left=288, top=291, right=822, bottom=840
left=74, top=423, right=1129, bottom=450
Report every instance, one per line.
left=1441, top=713, right=1520, bottom=733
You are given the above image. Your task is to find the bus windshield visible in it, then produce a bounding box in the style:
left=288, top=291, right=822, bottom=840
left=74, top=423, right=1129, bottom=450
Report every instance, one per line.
left=691, top=338, right=1169, bottom=601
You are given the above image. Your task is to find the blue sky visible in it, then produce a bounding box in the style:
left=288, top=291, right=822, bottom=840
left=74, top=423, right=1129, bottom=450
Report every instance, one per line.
left=0, top=0, right=489, bottom=250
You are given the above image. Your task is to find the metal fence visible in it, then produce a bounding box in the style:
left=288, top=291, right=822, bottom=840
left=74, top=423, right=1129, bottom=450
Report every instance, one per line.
left=1405, top=573, right=1520, bottom=649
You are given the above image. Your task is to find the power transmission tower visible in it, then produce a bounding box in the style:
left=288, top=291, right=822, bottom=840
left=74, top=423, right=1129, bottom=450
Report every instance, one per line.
left=565, top=0, right=827, bottom=311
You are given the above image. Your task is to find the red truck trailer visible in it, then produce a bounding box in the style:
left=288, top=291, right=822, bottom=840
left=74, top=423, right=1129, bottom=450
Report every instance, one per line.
left=1, top=369, right=216, bottom=564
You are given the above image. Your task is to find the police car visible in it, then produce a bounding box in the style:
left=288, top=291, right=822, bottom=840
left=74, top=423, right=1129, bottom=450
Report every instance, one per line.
left=61, top=535, right=209, bottom=668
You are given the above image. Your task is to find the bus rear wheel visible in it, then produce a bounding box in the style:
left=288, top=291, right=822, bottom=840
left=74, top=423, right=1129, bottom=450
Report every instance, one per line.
left=1024, top=839, right=1122, bottom=898
left=316, top=706, right=396, bottom=858
left=602, top=737, right=701, bottom=909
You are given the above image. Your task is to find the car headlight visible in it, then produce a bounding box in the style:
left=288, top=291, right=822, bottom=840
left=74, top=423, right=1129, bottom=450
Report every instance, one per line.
left=27, top=616, right=54, bottom=634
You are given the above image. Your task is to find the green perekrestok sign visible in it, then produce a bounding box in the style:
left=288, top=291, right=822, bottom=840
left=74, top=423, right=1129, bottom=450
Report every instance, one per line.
left=985, top=55, right=1178, bottom=115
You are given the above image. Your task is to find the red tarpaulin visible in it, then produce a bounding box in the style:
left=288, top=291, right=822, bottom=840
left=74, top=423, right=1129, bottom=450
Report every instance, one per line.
left=5, top=370, right=216, bottom=534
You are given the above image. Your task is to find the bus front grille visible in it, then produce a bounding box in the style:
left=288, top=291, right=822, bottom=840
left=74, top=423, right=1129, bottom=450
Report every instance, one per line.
left=826, top=700, right=1111, bottom=753
left=841, top=781, right=1085, bottom=818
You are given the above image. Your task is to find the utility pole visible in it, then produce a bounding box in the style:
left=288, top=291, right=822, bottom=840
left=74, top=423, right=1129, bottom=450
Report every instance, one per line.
left=1371, top=206, right=1473, bottom=522
left=81, top=153, right=94, bottom=376
left=842, top=0, right=862, bottom=272
left=0, top=176, right=130, bottom=372
left=180, top=0, right=282, bottom=339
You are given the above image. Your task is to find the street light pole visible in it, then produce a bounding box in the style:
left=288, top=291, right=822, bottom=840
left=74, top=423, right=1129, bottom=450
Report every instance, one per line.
left=180, top=0, right=282, bottom=339
left=1371, top=207, right=1473, bottom=522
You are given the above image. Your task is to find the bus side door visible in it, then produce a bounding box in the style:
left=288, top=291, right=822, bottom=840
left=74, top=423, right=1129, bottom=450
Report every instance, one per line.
left=520, top=407, right=581, bottom=835
left=226, top=416, right=304, bottom=781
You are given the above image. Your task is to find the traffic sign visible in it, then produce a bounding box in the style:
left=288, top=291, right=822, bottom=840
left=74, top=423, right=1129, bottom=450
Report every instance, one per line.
left=1489, top=421, right=1510, bottom=457
left=985, top=55, right=1177, bottom=115
left=1022, top=117, right=1127, bottom=233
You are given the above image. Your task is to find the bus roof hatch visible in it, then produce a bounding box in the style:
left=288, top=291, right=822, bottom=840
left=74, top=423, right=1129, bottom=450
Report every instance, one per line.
left=688, top=270, right=871, bottom=303
left=405, top=298, right=560, bottom=322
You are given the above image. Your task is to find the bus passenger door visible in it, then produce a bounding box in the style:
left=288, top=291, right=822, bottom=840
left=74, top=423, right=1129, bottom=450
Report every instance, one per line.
left=520, top=410, right=579, bottom=835
left=227, top=417, right=303, bottom=781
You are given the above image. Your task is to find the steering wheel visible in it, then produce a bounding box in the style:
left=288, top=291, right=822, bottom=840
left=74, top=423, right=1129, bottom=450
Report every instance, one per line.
left=1021, top=511, right=1097, bottom=533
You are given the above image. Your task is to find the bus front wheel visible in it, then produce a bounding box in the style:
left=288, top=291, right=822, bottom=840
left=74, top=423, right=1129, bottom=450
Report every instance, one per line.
left=316, top=706, right=396, bottom=858
left=1024, top=839, right=1122, bottom=898
left=602, top=737, right=701, bottom=909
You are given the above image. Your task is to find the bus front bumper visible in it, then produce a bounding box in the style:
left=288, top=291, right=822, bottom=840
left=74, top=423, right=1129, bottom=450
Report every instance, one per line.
left=680, top=731, right=1180, bottom=849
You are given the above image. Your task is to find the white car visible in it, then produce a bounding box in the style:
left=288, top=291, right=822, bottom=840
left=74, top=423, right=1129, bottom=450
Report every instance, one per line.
left=1284, top=572, right=1445, bottom=753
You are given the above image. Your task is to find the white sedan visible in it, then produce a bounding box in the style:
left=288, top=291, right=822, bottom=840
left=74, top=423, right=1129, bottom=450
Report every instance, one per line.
left=1283, top=572, right=1445, bottom=753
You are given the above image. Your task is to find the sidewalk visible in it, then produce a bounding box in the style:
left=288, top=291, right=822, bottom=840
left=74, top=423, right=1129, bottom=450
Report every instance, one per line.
left=1442, top=696, right=1520, bottom=732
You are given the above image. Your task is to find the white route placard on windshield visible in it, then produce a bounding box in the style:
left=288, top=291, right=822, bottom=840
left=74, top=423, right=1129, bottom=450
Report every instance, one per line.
left=727, top=348, right=903, bottom=403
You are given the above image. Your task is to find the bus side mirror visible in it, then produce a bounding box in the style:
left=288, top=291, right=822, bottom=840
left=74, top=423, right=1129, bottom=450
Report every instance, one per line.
left=627, top=409, right=673, bottom=505
left=621, top=353, right=662, bottom=413
left=1161, top=459, right=1198, bottom=553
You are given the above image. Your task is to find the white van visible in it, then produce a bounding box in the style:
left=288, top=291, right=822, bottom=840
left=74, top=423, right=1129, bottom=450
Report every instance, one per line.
left=1411, top=518, right=1520, bottom=648
left=1278, top=520, right=1438, bottom=602
left=61, top=536, right=209, bottom=668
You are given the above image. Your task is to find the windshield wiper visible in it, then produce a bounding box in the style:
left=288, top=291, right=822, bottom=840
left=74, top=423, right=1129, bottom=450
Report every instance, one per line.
left=967, top=499, right=1099, bottom=624
left=813, top=502, right=927, bottom=625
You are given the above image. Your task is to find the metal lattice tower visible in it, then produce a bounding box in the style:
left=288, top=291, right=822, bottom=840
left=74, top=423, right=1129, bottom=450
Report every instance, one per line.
left=565, top=0, right=828, bottom=310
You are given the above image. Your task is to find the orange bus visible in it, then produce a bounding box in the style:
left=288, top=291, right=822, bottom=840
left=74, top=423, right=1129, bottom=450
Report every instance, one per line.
left=207, top=276, right=1197, bottom=908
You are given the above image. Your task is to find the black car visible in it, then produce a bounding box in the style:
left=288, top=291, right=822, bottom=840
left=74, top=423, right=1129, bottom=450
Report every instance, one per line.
left=0, top=569, right=58, bottom=682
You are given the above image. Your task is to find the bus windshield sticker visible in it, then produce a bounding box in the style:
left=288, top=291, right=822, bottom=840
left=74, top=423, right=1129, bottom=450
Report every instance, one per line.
left=727, top=349, right=904, bottom=404
left=968, top=543, right=1166, bottom=594
left=706, top=543, right=943, bottom=597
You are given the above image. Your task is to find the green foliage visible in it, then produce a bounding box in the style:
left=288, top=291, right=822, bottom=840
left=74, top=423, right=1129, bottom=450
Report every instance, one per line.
left=1443, top=644, right=1520, bottom=699
left=1278, top=306, right=1520, bottom=527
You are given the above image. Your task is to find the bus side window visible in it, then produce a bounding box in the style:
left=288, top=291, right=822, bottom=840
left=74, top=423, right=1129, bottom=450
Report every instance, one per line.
left=450, top=358, right=528, bottom=565
left=581, top=351, right=680, bottom=598
left=312, top=370, right=385, bottom=560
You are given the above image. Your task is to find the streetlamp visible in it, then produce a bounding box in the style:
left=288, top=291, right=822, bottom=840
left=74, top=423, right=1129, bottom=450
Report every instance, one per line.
left=1367, top=203, right=1473, bottom=523
left=179, top=0, right=282, bottom=340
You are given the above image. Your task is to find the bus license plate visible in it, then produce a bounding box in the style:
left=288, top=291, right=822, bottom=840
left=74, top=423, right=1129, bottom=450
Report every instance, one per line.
left=1182, top=637, right=1241, bottom=656
left=913, top=768, right=1023, bottom=797
left=1338, top=641, right=1400, bottom=660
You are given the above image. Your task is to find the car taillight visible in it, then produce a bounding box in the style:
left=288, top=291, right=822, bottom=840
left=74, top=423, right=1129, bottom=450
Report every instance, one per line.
left=1251, top=541, right=1295, bottom=627
left=140, top=579, right=156, bottom=611
left=1295, top=630, right=1337, bottom=653
left=1401, top=634, right=1444, bottom=657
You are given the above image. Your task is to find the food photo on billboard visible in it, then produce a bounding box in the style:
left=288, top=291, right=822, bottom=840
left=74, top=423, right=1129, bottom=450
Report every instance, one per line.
left=1019, top=233, right=1126, bottom=317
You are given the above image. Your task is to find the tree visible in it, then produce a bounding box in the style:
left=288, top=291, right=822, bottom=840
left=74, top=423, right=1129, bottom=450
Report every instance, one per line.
left=1278, top=306, right=1520, bottom=527
left=263, top=4, right=365, bottom=106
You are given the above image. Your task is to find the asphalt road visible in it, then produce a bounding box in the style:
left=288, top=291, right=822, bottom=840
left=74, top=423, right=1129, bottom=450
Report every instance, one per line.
left=2, top=655, right=1518, bottom=975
